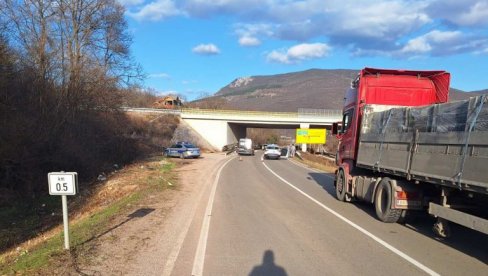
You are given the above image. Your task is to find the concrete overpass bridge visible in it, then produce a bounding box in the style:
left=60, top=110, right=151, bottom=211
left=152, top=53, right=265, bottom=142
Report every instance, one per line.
left=122, top=107, right=342, bottom=150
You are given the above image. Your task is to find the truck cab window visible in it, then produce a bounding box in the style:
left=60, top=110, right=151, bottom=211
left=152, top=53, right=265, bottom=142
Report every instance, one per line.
left=342, top=110, right=353, bottom=133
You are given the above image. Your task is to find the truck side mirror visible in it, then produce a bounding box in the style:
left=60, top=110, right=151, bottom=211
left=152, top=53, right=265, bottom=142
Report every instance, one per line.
left=332, top=122, right=339, bottom=135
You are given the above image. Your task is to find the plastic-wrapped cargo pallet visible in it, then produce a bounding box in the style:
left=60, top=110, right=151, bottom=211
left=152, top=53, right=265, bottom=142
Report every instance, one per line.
left=357, top=95, right=488, bottom=193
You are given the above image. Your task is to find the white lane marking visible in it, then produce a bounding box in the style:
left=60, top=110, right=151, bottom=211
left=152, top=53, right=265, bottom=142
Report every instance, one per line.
left=191, top=157, right=235, bottom=276
left=262, top=162, right=440, bottom=276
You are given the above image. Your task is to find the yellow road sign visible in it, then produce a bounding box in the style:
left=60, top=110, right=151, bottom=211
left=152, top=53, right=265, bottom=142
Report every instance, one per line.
left=296, top=129, right=326, bottom=144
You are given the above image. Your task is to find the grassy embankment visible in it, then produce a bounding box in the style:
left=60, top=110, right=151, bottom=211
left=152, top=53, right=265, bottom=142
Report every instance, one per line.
left=294, top=152, right=337, bottom=173
left=0, top=156, right=177, bottom=274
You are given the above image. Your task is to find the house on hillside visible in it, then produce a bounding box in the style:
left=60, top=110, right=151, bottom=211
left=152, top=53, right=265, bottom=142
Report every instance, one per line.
left=153, top=96, right=183, bottom=109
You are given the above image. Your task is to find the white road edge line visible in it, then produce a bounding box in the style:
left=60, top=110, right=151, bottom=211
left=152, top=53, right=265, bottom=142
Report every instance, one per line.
left=262, top=162, right=440, bottom=276
left=191, top=157, right=235, bottom=276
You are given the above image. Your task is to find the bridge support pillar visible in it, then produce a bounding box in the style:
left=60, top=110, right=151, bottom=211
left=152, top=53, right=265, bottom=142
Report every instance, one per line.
left=300, top=123, right=310, bottom=152
left=182, top=119, right=246, bottom=151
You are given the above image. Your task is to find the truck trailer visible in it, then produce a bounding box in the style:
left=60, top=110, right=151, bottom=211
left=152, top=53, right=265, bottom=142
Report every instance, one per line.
left=332, top=68, right=488, bottom=237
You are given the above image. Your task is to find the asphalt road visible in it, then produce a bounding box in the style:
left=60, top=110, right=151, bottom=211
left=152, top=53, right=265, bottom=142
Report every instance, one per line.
left=174, top=153, right=487, bottom=276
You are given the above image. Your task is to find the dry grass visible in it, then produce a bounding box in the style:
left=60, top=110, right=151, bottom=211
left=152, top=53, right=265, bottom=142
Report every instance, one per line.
left=296, top=152, right=337, bottom=173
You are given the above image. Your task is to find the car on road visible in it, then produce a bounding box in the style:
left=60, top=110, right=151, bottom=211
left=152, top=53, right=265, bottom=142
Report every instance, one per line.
left=164, top=142, right=200, bottom=159
left=263, top=144, right=281, bottom=160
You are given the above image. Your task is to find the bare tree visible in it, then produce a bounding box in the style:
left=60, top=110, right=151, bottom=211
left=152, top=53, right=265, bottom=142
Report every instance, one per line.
left=2, top=0, right=57, bottom=109
left=0, top=0, right=143, bottom=198
left=2, top=0, right=141, bottom=100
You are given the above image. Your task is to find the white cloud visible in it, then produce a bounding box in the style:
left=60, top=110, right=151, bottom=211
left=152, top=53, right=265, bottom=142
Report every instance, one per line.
left=353, top=30, right=488, bottom=57
left=234, top=23, right=272, bottom=47
left=126, top=1, right=429, bottom=46
left=149, top=73, right=171, bottom=79
left=267, top=43, right=331, bottom=64
left=428, top=0, right=488, bottom=27
left=239, top=36, right=261, bottom=46
left=126, top=0, right=487, bottom=57
left=192, top=43, right=221, bottom=55
left=127, top=0, right=184, bottom=21
left=234, top=23, right=273, bottom=36
left=322, top=1, right=431, bottom=47
left=400, top=38, right=432, bottom=55
left=267, top=51, right=289, bottom=64
left=398, top=30, right=463, bottom=56
left=455, top=1, right=488, bottom=26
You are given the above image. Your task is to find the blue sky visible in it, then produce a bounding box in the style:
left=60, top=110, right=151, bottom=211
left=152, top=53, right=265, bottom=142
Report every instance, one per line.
left=119, top=0, right=488, bottom=101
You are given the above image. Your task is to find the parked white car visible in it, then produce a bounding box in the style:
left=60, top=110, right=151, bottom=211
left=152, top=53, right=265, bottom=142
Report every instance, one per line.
left=264, top=144, right=281, bottom=160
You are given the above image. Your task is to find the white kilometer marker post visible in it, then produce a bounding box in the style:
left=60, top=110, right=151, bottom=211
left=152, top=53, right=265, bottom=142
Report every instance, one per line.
left=48, top=172, right=78, bottom=250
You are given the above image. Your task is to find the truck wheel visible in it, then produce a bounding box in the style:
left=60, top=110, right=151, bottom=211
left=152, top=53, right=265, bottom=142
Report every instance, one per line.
left=374, top=178, right=402, bottom=223
left=336, top=170, right=348, bottom=202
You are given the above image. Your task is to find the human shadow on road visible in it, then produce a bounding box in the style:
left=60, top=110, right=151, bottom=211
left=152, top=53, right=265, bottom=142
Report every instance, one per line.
left=249, top=250, right=287, bottom=276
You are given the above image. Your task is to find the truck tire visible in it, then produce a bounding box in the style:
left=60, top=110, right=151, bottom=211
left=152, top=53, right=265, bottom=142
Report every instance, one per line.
left=336, top=170, right=348, bottom=202
left=374, top=178, right=402, bottom=223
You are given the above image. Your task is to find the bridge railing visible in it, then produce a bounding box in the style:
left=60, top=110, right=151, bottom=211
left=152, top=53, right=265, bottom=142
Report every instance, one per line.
left=181, top=108, right=298, bottom=118
left=298, top=108, right=342, bottom=117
